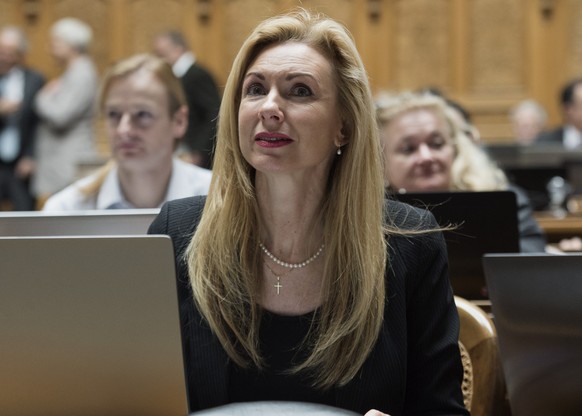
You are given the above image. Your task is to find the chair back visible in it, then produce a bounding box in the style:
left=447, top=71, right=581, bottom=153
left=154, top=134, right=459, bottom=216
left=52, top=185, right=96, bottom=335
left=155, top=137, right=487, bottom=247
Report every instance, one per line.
left=455, top=296, right=501, bottom=416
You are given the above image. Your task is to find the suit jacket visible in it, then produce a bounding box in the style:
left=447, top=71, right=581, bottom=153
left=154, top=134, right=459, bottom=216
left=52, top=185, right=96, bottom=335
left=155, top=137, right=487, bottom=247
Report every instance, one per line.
left=148, top=196, right=468, bottom=416
left=180, top=63, right=221, bottom=166
left=0, top=67, right=45, bottom=162
left=535, top=127, right=564, bottom=146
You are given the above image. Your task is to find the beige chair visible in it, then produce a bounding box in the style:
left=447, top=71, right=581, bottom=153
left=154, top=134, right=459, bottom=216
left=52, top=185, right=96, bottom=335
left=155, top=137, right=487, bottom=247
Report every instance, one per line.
left=455, top=296, right=503, bottom=416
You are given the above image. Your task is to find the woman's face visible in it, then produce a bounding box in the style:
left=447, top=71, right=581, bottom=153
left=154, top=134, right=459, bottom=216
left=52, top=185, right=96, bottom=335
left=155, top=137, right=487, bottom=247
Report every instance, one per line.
left=104, top=69, right=186, bottom=172
left=238, top=41, right=344, bottom=180
left=49, top=35, right=76, bottom=63
left=380, top=108, right=455, bottom=192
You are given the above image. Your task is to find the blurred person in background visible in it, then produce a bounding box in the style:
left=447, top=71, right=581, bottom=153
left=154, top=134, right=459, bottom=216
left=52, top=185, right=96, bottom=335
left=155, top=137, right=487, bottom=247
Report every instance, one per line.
left=153, top=30, right=221, bottom=169
left=510, top=99, right=548, bottom=145
left=43, top=54, right=211, bottom=211
left=32, top=17, right=98, bottom=207
left=0, top=26, right=44, bottom=210
left=377, top=91, right=546, bottom=253
left=535, top=78, right=582, bottom=148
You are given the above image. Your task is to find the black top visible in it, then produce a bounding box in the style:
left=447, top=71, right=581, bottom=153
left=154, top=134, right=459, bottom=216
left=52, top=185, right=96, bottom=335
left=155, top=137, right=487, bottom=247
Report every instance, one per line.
left=228, top=310, right=335, bottom=405
left=148, top=196, right=469, bottom=415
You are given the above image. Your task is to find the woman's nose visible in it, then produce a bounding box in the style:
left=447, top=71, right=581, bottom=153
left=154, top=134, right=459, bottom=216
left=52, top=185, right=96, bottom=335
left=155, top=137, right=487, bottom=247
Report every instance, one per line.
left=258, top=92, right=284, bottom=123
left=417, top=143, right=435, bottom=162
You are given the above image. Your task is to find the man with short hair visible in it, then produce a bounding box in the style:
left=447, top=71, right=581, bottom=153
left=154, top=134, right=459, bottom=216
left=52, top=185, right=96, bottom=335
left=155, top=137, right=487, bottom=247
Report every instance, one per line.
left=153, top=30, right=221, bottom=169
left=0, top=26, right=45, bottom=210
left=536, top=79, right=582, bottom=148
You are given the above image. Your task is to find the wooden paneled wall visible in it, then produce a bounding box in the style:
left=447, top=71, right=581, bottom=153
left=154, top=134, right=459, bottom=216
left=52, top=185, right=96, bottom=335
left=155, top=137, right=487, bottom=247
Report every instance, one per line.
left=2, top=0, right=582, bottom=147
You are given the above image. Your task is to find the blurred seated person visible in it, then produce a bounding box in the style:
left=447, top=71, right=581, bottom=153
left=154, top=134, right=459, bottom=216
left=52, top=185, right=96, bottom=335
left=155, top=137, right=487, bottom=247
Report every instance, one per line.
left=43, top=54, right=211, bottom=211
left=149, top=9, right=468, bottom=416
left=535, top=78, right=582, bottom=148
left=510, top=99, right=548, bottom=145
left=376, top=91, right=546, bottom=253
left=0, top=26, right=45, bottom=211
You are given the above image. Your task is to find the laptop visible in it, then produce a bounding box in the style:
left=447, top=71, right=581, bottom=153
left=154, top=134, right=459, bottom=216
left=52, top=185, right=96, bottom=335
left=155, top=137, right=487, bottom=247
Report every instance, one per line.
left=392, top=191, right=520, bottom=300
left=0, top=209, right=160, bottom=236
left=0, top=235, right=189, bottom=416
left=483, top=253, right=582, bottom=416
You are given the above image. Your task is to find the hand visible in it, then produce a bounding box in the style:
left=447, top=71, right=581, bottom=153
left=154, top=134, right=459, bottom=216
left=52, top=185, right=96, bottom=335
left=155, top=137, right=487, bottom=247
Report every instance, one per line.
left=364, top=410, right=390, bottom=416
left=0, top=99, right=21, bottom=116
left=39, top=79, right=62, bottom=95
left=15, top=157, right=35, bottom=179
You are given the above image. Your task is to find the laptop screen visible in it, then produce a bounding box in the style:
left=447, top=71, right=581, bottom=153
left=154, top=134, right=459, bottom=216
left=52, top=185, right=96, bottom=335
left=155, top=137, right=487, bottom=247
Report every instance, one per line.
left=0, top=209, right=160, bottom=236
left=392, top=191, right=520, bottom=300
left=483, top=253, right=582, bottom=416
left=0, top=235, right=188, bottom=416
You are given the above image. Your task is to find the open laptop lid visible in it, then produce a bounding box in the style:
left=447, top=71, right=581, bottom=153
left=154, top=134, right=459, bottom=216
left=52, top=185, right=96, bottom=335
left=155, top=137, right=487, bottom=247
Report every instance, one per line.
left=483, top=253, right=582, bottom=416
left=392, top=191, right=520, bottom=299
left=0, top=235, right=188, bottom=416
left=0, top=209, right=159, bottom=236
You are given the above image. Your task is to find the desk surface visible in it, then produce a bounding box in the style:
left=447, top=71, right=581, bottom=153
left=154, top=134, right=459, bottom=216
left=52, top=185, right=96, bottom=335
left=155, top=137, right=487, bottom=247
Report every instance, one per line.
left=191, top=402, right=359, bottom=415
left=534, top=211, right=582, bottom=244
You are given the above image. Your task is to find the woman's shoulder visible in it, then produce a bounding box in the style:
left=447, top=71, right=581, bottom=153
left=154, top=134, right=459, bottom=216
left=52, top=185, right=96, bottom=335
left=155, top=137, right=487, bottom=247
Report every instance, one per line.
left=149, top=195, right=207, bottom=237
left=384, top=198, right=439, bottom=230
left=384, top=198, right=446, bottom=262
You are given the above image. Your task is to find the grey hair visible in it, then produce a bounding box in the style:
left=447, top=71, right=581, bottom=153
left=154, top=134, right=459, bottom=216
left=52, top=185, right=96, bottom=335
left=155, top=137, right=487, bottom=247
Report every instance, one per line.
left=51, top=17, right=93, bottom=53
left=510, top=99, right=548, bottom=125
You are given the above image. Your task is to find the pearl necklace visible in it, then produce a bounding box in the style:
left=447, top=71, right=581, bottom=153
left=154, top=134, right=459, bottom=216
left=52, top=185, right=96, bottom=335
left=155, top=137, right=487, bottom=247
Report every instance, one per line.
left=259, top=242, right=325, bottom=269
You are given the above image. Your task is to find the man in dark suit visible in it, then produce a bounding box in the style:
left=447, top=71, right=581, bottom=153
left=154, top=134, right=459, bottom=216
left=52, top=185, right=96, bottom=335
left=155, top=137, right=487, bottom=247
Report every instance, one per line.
left=535, top=78, right=582, bottom=148
left=0, top=26, right=45, bottom=210
left=154, top=30, right=221, bottom=169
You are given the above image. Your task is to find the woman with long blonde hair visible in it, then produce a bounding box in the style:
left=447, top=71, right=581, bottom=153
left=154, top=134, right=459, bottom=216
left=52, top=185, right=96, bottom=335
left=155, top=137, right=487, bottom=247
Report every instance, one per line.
left=150, top=10, right=467, bottom=415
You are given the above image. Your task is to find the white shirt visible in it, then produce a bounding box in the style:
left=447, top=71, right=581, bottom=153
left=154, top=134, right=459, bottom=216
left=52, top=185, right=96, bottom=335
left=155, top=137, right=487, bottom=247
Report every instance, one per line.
left=563, top=125, right=582, bottom=149
left=42, top=158, right=212, bottom=211
left=0, top=66, right=24, bottom=161
left=172, top=52, right=196, bottom=78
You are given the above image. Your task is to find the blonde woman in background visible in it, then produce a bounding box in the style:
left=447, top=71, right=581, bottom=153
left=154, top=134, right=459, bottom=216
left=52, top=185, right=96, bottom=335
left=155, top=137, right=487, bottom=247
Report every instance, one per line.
left=377, top=91, right=546, bottom=253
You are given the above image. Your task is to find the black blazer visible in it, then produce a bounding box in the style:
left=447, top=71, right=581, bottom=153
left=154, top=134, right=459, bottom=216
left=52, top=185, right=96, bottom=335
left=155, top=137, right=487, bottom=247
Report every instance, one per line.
left=180, top=63, right=221, bottom=167
left=0, top=67, right=45, bottom=161
left=535, top=127, right=564, bottom=146
left=149, top=196, right=468, bottom=416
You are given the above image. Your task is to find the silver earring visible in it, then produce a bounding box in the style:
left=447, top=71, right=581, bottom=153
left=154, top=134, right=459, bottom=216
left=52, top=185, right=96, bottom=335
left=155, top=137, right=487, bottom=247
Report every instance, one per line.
left=336, top=146, right=342, bottom=155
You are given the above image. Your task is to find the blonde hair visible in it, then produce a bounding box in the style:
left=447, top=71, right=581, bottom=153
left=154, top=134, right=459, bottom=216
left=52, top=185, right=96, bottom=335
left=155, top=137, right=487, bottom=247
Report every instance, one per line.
left=80, top=53, right=186, bottom=198
left=376, top=91, right=508, bottom=191
left=186, top=9, right=387, bottom=388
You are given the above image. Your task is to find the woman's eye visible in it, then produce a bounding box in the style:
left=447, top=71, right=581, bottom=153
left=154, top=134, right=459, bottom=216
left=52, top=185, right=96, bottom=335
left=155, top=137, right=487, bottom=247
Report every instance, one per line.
left=291, top=85, right=312, bottom=97
left=429, top=137, right=448, bottom=150
left=399, top=145, right=416, bottom=155
left=246, top=83, right=265, bottom=96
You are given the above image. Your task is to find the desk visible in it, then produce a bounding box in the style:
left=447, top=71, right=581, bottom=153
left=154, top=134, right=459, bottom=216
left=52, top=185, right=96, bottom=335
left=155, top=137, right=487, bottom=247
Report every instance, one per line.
left=192, top=402, right=359, bottom=415
left=534, top=211, right=582, bottom=243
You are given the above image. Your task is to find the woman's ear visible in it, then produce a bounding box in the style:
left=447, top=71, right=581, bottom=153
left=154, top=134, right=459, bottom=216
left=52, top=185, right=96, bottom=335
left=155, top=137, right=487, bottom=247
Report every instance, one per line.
left=172, top=105, right=188, bottom=139
left=335, top=125, right=348, bottom=147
